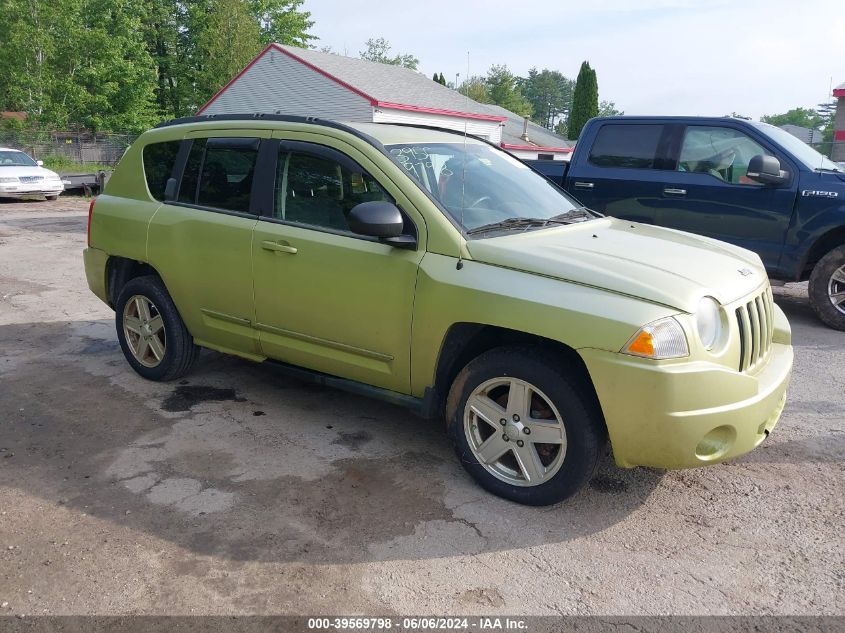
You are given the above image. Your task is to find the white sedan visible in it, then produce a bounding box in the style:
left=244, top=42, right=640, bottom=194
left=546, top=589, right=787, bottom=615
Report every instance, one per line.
left=0, top=148, right=64, bottom=200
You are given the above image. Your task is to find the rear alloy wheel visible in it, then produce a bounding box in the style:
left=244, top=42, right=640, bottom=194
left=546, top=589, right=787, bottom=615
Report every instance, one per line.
left=115, top=275, right=199, bottom=381
left=123, top=295, right=167, bottom=368
left=447, top=347, right=603, bottom=506
left=808, top=246, right=845, bottom=331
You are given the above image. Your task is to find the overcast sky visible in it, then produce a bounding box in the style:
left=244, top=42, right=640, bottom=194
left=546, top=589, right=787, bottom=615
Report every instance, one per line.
left=304, top=0, right=844, bottom=120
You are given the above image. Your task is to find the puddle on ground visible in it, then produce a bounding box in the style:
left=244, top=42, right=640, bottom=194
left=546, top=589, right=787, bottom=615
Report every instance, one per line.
left=162, top=385, right=247, bottom=412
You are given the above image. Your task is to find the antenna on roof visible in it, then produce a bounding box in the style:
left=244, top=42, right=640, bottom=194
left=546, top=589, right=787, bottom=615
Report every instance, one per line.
left=456, top=50, right=470, bottom=271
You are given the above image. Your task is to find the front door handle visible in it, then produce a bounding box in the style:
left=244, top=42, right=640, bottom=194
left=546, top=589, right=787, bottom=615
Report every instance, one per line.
left=261, top=240, right=297, bottom=254
left=663, top=188, right=687, bottom=196
left=573, top=181, right=594, bottom=189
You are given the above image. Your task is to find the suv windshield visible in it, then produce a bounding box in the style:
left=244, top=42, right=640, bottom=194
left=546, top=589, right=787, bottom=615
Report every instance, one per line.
left=386, top=142, right=587, bottom=234
left=752, top=122, right=841, bottom=172
left=0, top=150, right=37, bottom=167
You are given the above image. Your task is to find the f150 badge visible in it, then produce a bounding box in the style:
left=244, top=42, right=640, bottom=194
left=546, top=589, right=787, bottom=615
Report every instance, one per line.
left=801, top=190, right=839, bottom=198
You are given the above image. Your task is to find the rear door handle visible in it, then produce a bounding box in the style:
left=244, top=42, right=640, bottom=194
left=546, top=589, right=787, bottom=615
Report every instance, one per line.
left=261, top=240, right=297, bottom=254
left=573, top=181, right=594, bottom=189
left=663, top=188, right=687, bottom=196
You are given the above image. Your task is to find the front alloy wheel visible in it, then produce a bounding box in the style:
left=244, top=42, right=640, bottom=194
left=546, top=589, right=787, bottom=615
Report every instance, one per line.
left=464, top=377, right=567, bottom=486
left=809, top=245, right=845, bottom=331
left=447, top=346, right=604, bottom=506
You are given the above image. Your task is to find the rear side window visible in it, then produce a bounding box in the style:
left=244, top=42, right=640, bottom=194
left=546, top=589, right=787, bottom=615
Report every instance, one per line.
left=177, top=137, right=259, bottom=213
left=142, top=141, right=180, bottom=200
left=588, top=124, right=663, bottom=169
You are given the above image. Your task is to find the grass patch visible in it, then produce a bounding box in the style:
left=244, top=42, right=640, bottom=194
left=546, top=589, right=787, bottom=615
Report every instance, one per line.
left=40, top=156, right=112, bottom=173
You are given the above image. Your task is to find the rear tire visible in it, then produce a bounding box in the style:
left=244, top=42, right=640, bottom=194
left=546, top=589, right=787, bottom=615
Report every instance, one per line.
left=115, top=275, right=199, bottom=381
left=446, top=346, right=604, bottom=506
left=808, top=245, right=845, bottom=331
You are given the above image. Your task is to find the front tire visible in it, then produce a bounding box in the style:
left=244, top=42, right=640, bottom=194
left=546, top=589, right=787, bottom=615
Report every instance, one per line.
left=115, top=275, right=199, bottom=381
left=446, top=346, right=604, bottom=506
left=808, top=245, right=845, bottom=331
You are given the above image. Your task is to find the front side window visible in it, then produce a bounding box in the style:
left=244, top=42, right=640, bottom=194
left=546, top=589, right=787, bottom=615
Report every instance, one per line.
left=142, top=141, right=180, bottom=201
left=588, top=124, right=663, bottom=169
left=274, top=148, right=390, bottom=233
left=678, top=126, right=773, bottom=185
left=386, top=142, right=583, bottom=233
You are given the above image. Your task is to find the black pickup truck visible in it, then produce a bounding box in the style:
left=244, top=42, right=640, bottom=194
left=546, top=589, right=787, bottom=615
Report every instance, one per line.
left=527, top=116, right=845, bottom=330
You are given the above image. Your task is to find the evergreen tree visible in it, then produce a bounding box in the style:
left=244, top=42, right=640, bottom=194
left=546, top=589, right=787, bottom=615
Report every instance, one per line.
left=520, top=68, right=573, bottom=130
left=433, top=72, right=439, bottom=82
left=485, top=65, right=531, bottom=117
left=439, top=72, right=447, bottom=86
left=567, top=61, right=598, bottom=140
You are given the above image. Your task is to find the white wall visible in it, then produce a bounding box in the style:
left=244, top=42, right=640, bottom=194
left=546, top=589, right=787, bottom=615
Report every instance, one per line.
left=372, top=107, right=503, bottom=144
left=202, top=48, right=373, bottom=122
left=506, top=149, right=571, bottom=161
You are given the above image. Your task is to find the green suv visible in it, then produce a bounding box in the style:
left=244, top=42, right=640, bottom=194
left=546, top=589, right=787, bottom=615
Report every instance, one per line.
left=83, top=115, right=793, bottom=505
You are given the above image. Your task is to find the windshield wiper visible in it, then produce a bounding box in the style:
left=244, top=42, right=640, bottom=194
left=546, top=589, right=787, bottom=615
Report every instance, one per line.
left=466, top=217, right=564, bottom=236
left=549, top=207, right=600, bottom=221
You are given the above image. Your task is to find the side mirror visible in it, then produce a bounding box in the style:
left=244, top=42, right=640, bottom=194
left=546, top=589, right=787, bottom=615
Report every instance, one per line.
left=36, top=160, right=43, bottom=166
left=163, top=177, right=178, bottom=202
left=348, top=201, right=416, bottom=250
left=746, top=155, right=787, bottom=185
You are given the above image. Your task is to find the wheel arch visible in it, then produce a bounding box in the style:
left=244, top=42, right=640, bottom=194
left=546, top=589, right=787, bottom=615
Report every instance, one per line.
left=425, top=323, right=605, bottom=434
left=800, top=225, right=845, bottom=280
left=105, top=256, right=162, bottom=308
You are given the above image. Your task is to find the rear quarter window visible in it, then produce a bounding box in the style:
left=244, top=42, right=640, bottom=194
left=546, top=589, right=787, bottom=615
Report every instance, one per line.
left=588, top=124, right=663, bottom=169
left=142, top=141, right=181, bottom=200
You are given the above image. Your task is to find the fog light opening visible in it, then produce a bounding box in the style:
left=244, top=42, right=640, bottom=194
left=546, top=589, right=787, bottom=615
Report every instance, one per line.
left=695, top=425, right=737, bottom=461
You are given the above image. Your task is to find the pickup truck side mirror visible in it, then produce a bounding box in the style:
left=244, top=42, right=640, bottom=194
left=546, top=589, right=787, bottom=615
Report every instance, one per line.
left=348, top=201, right=416, bottom=250
left=36, top=160, right=44, bottom=166
left=746, top=155, right=787, bottom=185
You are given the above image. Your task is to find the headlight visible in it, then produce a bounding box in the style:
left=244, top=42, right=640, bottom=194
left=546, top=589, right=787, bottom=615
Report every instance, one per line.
left=0, top=177, right=18, bottom=183
left=622, top=317, right=689, bottom=360
left=695, top=297, right=722, bottom=350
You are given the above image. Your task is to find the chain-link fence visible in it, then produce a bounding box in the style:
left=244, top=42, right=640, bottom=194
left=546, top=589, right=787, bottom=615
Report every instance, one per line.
left=0, top=130, right=137, bottom=167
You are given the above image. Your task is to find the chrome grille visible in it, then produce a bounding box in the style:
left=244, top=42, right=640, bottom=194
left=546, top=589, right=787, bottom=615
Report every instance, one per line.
left=735, top=286, right=774, bottom=372
left=19, top=176, right=43, bottom=183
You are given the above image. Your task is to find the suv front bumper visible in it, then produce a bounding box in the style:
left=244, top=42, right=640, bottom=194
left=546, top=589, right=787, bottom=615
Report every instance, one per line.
left=579, top=332, right=792, bottom=470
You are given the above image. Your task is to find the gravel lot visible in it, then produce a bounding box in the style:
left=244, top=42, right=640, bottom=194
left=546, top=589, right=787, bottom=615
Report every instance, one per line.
left=0, top=196, right=842, bottom=616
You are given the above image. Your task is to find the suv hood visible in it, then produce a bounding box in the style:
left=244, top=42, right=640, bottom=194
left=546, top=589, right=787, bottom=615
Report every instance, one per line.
left=465, top=217, right=766, bottom=313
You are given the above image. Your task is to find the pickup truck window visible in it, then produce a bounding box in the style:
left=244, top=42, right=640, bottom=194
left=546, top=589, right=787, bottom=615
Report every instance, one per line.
left=386, top=142, right=581, bottom=233
left=679, top=126, right=771, bottom=185
left=754, top=122, right=841, bottom=172
left=588, top=124, right=663, bottom=169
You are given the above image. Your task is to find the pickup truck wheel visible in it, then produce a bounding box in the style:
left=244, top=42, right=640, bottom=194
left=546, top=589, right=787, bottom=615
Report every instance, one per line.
left=808, top=246, right=845, bottom=331
left=446, top=347, right=602, bottom=506
left=115, top=276, right=199, bottom=381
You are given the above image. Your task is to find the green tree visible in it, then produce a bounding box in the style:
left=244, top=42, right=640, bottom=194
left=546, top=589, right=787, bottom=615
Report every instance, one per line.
left=485, top=65, right=531, bottom=117
left=520, top=68, right=573, bottom=130
left=359, top=37, right=419, bottom=70
left=248, top=0, right=314, bottom=46
left=438, top=72, right=447, bottom=86
left=567, top=61, right=598, bottom=140
left=598, top=100, right=623, bottom=117
left=458, top=76, right=492, bottom=104
left=761, top=107, right=825, bottom=129
left=195, top=0, right=262, bottom=106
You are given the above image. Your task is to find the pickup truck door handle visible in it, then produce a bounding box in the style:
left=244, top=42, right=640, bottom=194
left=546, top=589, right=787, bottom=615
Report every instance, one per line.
left=663, top=188, right=687, bottom=196
left=261, top=240, right=297, bottom=254
left=573, top=181, right=594, bottom=190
